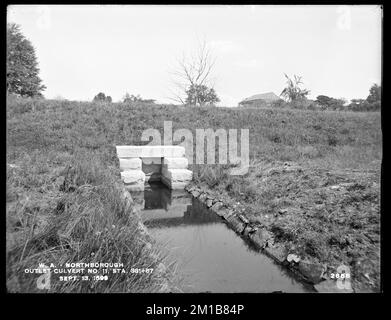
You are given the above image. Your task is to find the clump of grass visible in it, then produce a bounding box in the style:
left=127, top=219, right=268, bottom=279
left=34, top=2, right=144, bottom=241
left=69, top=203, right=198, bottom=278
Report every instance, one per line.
left=193, top=164, right=229, bottom=188
left=7, top=156, right=174, bottom=293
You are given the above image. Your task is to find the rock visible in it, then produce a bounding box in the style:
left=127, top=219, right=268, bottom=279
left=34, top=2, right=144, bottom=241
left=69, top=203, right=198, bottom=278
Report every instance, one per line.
left=226, top=215, right=245, bottom=234
left=296, top=260, right=326, bottom=284
left=264, top=244, right=287, bottom=264
left=238, top=214, right=249, bottom=224
left=211, top=198, right=219, bottom=205
left=287, top=254, right=301, bottom=263
left=198, top=193, right=207, bottom=202
left=243, top=225, right=258, bottom=237
left=214, top=208, right=228, bottom=217
left=222, top=209, right=235, bottom=219
left=266, top=238, right=275, bottom=247
left=206, top=199, right=213, bottom=208
left=249, top=229, right=273, bottom=249
left=314, top=279, right=353, bottom=293
left=211, top=201, right=224, bottom=212
left=191, top=190, right=200, bottom=198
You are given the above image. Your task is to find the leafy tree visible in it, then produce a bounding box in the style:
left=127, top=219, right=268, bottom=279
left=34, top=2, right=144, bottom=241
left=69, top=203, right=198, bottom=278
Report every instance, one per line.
left=93, top=92, right=112, bottom=103
left=315, top=95, right=346, bottom=110
left=350, top=98, right=366, bottom=106
left=280, top=74, right=310, bottom=102
left=348, top=98, right=380, bottom=112
left=347, top=84, right=381, bottom=112
left=7, top=23, right=46, bottom=97
left=367, top=84, right=381, bottom=103
left=123, top=92, right=155, bottom=104
left=315, top=95, right=333, bottom=108
left=185, top=84, right=220, bottom=106
left=123, top=93, right=141, bottom=103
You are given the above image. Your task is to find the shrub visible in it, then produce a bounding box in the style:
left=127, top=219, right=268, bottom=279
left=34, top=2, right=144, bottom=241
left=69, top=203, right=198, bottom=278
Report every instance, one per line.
left=93, top=92, right=112, bottom=103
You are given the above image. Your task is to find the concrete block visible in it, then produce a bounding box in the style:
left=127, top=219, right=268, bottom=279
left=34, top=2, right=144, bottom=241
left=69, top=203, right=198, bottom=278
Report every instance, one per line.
left=125, top=184, right=145, bottom=192
left=119, top=158, right=142, bottom=171
left=162, top=168, right=193, bottom=182
left=116, top=146, right=185, bottom=158
left=120, top=170, right=145, bottom=185
left=163, top=157, right=188, bottom=169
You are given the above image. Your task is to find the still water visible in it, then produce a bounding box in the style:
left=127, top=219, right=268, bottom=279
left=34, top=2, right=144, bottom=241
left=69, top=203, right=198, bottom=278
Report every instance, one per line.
left=133, top=182, right=313, bottom=293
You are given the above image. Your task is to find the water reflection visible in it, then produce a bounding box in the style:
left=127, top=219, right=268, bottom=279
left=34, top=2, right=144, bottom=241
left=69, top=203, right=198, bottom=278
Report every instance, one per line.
left=135, top=182, right=313, bottom=293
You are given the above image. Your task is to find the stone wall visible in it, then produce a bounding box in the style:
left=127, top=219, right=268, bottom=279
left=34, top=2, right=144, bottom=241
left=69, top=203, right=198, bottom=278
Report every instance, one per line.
left=116, top=146, right=193, bottom=191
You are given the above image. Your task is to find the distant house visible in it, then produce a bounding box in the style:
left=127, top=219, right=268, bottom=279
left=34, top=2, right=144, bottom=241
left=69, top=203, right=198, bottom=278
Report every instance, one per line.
left=238, top=92, right=282, bottom=107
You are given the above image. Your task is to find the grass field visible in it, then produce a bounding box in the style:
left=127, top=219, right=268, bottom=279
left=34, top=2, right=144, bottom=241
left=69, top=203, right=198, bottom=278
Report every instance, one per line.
left=6, top=95, right=381, bottom=292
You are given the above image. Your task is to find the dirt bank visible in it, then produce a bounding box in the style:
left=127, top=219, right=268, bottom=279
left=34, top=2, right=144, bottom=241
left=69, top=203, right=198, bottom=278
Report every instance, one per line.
left=187, top=161, right=380, bottom=293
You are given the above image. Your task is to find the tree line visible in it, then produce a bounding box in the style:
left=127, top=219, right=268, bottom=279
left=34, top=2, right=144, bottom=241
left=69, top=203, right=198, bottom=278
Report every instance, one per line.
left=6, top=22, right=380, bottom=112
left=278, top=73, right=381, bottom=112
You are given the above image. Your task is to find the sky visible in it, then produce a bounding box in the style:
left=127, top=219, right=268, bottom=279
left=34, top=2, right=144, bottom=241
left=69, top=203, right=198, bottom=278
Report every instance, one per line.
left=7, top=5, right=382, bottom=106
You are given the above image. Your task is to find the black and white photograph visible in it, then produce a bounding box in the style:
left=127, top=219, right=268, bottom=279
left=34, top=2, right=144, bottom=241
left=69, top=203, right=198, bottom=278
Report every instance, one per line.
left=6, top=4, right=382, bottom=297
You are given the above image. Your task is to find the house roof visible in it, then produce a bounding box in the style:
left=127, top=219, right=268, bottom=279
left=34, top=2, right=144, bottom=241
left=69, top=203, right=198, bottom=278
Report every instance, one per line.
left=240, top=92, right=281, bottom=103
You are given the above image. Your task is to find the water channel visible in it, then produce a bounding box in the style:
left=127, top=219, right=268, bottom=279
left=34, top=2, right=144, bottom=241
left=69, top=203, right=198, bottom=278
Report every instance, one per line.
left=132, top=182, right=314, bottom=293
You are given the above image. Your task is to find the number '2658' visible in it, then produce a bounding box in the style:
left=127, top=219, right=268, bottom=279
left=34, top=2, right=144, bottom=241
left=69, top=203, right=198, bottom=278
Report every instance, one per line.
left=331, top=265, right=352, bottom=290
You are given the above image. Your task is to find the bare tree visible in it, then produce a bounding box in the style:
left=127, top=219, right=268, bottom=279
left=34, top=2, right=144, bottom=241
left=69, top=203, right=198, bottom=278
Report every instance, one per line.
left=169, top=39, right=218, bottom=106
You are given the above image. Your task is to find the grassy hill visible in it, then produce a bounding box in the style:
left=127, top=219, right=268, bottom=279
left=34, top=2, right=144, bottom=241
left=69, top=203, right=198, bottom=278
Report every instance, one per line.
left=6, top=95, right=381, bottom=292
